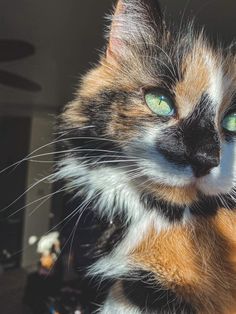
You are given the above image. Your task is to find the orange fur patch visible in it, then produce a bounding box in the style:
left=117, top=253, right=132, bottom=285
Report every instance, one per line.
left=175, top=41, right=217, bottom=119
left=141, top=183, right=198, bottom=205
left=130, top=209, right=236, bottom=313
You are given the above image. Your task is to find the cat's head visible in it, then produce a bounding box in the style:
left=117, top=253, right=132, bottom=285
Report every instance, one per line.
left=59, top=0, right=236, bottom=220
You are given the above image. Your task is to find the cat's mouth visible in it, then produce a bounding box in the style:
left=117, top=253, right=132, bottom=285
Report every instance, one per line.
left=137, top=159, right=234, bottom=198
left=126, top=139, right=236, bottom=199
left=138, top=173, right=236, bottom=219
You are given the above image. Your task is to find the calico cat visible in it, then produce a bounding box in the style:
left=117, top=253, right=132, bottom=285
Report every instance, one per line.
left=57, top=0, right=236, bottom=313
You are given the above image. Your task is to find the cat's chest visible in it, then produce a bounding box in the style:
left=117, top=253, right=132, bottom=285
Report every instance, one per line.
left=127, top=209, right=236, bottom=313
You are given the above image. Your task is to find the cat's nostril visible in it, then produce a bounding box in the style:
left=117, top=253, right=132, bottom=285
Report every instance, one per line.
left=190, top=153, right=220, bottom=178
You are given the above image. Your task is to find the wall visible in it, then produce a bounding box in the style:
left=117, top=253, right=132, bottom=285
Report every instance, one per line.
left=21, top=113, right=55, bottom=270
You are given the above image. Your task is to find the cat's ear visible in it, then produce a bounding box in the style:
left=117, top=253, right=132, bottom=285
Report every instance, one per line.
left=106, top=0, right=165, bottom=61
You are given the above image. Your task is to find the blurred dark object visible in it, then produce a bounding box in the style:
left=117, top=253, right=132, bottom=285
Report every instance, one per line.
left=0, top=40, right=34, bottom=61
left=0, top=249, right=17, bottom=270
left=23, top=269, right=63, bottom=314
left=0, top=116, right=31, bottom=269
left=0, top=70, right=42, bottom=92
left=0, top=39, right=42, bottom=91
left=0, top=268, right=29, bottom=314
left=22, top=205, right=117, bottom=314
left=46, top=284, right=84, bottom=314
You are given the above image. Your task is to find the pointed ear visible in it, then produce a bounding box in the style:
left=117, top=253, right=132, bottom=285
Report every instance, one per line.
left=106, top=0, right=165, bottom=61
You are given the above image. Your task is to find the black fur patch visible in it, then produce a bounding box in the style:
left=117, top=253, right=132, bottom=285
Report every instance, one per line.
left=156, top=94, right=220, bottom=177
left=86, top=215, right=128, bottom=261
left=141, top=190, right=236, bottom=221
left=141, top=193, right=185, bottom=221
left=191, top=191, right=236, bottom=216
left=122, top=270, right=196, bottom=313
left=59, top=91, right=128, bottom=165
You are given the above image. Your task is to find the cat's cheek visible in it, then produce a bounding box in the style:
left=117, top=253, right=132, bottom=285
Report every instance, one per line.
left=137, top=157, right=193, bottom=187
left=196, top=142, right=236, bottom=195
left=126, top=130, right=194, bottom=187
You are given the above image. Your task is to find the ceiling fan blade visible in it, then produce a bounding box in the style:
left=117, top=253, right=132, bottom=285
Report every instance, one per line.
left=0, top=40, right=35, bottom=62
left=0, top=70, right=42, bottom=92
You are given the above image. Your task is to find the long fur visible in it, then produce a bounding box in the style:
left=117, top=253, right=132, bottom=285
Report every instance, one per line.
left=57, top=0, right=236, bottom=312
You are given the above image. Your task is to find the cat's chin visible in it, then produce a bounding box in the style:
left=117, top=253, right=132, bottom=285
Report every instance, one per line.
left=194, top=141, right=236, bottom=197
left=145, top=173, right=234, bottom=199
left=140, top=167, right=234, bottom=198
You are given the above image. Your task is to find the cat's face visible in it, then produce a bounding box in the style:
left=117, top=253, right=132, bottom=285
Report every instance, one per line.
left=60, top=0, right=236, bottom=215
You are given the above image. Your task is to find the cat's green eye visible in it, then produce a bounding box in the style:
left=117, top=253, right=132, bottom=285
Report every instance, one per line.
left=222, top=113, right=236, bottom=132
left=145, top=90, right=175, bottom=117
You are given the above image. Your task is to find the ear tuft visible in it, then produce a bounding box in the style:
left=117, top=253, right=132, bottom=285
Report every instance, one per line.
left=106, top=0, right=164, bottom=62
left=106, top=0, right=126, bottom=61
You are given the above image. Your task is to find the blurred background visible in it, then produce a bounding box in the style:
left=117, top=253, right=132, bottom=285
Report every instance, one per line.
left=0, top=0, right=235, bottom=313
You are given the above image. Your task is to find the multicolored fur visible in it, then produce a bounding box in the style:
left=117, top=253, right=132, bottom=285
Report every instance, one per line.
left=57, top=0, right=236, bottom=312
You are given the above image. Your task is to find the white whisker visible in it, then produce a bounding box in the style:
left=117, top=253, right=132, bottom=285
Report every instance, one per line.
left=0, top=173, right=54, bottom=213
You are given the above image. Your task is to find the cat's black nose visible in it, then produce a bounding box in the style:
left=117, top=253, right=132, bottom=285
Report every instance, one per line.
left=190, top=152, right=220, bottom=178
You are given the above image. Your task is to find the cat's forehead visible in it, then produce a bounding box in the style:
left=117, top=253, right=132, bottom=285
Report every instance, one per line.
left=110, top=35, right=235, bottom=120
left=174, top=41, right=224, bottom=119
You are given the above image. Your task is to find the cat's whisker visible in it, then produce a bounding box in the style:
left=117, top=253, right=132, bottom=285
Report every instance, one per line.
left=83, top=159, right=140, bottom=167
left=0, top=134, right=124, bottom=174
left=28, top=159, right=56, bottom=164
left=113, top=18, right=176, bottom=75
left=28, top=187, right=72, bottom=217
left=150, top=44, right=177, bottom=79
left=30, top=0, right=236, bottom=311
left=0, top=148, right=78, bottom=174
left=0, top=173, right=55, bottom=213
left=130, top=46, right=177, bottom=79
left=157, top=73, right=177, bottom=86
left=54, top=190, right=104, bottom=269
left=28, top=156, right=138, bottom=164
left=3, top=186, right=69, bottom=219
left=175, top=0, right=192, bottom=63
left=145, top=54, right=177, bottom=80
left=58, top=135, right=125, bottom=144
left=26, top=151, right=138, bottom=162
left=43, top=196, right=99, bottom=267
left=0, top=149, right=129, bottom=176
left=57, top=160, right=136, bottom=174
left=66, top=192, right=104, bottom=269
left=132, top=40, right=177, bottom=77
left=122, top=168, right=144, bottom=182
left=56, top=125, right=95, bottom=136
left=43, top=192, right=101, bottom=238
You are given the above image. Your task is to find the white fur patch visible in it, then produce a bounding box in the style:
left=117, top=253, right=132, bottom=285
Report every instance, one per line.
left=197, top=141, right=236, bottom=195
left=204, top=54, right=223, bottom=108
left=57, top=158, right=148, bottom=222
left=88, top=211, right=166, bottom=279
left=100, top=289, right=141, bottom=314
left=183, top=207, right=192, bottom=224
left=56, top=157, right=171, bottom=279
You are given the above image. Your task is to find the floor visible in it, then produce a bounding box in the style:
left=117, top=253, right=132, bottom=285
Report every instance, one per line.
left=0, top=268, right=30, bottom=314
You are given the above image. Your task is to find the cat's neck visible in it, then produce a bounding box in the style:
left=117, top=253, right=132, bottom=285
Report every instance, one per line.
left=57, top=157, right=187, bottom=227
left=57, top=156, right=230, bottom=230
